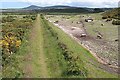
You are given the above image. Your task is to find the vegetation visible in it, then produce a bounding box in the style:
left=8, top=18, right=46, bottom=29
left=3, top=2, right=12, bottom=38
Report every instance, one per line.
left=102, top=8, right=120, bottom=25
left=1, top=13, right=118, bottom=78
left=102, top=8, right=120, bottom=19
left=1, top=14, right=36, bottom=78
left=41, top=14, right=117, bottom=78
left=93, top=8, right=103, bottom=13
left=41, top=15, right=87, bottom=77
left=2, top=16, right=16, bottom=23
left=112, top=20, right=120, bottom=25
left=23, top=15, right=36, bottom=20
left=102, top=16, right=107, bottom=19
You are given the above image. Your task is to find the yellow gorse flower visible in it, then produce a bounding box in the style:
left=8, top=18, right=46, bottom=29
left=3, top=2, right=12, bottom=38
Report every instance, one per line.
left=16, top=40, right=21, bottom=47
left=2, top=40, right=9, bottom=46
left=0, top=40, right=3, bottom=45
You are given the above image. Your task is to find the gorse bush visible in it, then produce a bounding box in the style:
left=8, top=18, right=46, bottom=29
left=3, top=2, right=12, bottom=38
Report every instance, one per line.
left=23, top=15, right=36, bottom=20
left=58, top=42, right=87, bottom=76
left=2, top=16, right=16, bottom=23
left=31, top=16, right=36, bottom=20
left=1, top=15, right=34, bottom=59
left=1, top=14, right=36, bottom=78
left=112, top=20, right=120, bottom=25
left=102, top=16, right=107, bottom=19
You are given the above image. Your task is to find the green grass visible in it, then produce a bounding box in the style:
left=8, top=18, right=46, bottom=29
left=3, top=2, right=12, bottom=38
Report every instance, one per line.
left=20, top=14, right=45, bottom=78
left=41, top=17, right=68, bottom=78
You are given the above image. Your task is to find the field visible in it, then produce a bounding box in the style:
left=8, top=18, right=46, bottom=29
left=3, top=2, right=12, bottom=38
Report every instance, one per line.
left=0, top=13, right=119, bottom=78
left=45, top=13, right=118, bottom=67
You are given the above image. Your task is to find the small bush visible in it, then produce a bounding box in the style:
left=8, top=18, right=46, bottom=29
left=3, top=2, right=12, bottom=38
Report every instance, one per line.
left=102, top=16, right=107, bottom=19
left=58, top=42, right=87, bottom=76
left=112, top=20, right=120, bottom=25
left=106, top=18, right=112, bottom=22
left=2, top=16, right=15, bottom=23
left=31, top=16, right=36, bottom=20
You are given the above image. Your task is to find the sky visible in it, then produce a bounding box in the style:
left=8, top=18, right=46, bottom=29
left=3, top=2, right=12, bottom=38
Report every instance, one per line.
left=0, top=0, right=119, bottom=8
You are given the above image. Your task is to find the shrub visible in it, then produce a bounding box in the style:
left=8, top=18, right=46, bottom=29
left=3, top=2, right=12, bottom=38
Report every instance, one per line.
left=112, top=20, right=120, bottom=25
left=102, top=16, right=107, bottom=19
left=23, top=15, right=30, bottom=18
left=2, top=16, right=15, bottom=23
left=106, top=18, right=112, bottom=22
left=58, top=42, right=87, bottom=76
left=31, top=16, right=36, bottom=20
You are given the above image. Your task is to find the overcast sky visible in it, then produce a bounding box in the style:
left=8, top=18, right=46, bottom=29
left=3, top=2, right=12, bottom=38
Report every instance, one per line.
left=0, top=0, right=119, bottom=8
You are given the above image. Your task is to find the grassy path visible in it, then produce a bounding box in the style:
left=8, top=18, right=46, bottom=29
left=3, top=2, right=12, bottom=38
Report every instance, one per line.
left=24, top=14, right=49, bottom=78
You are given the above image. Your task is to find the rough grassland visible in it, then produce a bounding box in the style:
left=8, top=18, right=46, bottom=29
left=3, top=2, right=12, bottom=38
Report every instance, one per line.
left=17, top=14, right=118, bottom=78
left=43, top=16, right=118, bottom=78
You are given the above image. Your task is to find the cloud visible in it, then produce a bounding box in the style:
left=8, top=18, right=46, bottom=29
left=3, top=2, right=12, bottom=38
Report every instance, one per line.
left=22, top=0, right=120, bottom=7
left=70, top=0, right=119, bottom=7
left=0, top=0, right=119, bottom=8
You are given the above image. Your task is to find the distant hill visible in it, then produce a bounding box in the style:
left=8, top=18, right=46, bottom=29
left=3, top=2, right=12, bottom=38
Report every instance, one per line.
left=23, top=5, right=79, bottom=10
left=22, top=5, right=93, bottom=13
left=22, top=5, right=113, bottom=13
left=43, top=5, right=76, bottom=9
left=23, top=5, right=42, bottom=10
